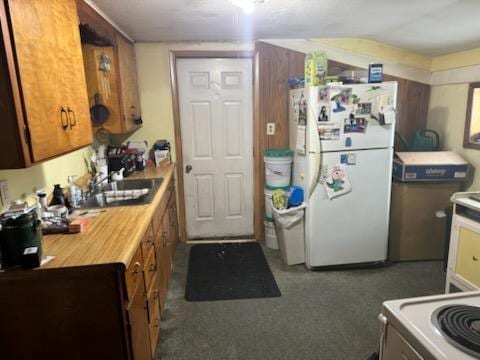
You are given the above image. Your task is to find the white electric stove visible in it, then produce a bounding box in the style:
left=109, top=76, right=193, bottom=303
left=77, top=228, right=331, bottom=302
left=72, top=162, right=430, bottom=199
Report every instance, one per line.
left=379, top=291, right=480, bottom=359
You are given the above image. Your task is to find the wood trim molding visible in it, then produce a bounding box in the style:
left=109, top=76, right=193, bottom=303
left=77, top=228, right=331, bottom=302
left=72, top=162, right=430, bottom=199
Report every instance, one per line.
left=464, top=82, right=480, bottom=150
left=169, top=50, right=258, bottom=242
left=81, top=0, right=134, bottom=42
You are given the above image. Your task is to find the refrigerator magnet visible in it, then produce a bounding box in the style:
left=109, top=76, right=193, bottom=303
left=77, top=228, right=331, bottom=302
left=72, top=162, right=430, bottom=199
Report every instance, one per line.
left=319, top=127, right=340, bottom=140
left=331, top=88, right=352, bottom=112
left=318, top=86, right=330, bottom=103
left=344, top=117, right=368, bottom=134
left=340, top=153, right=357, bottom=165
left=318, top=105, right=330, bottom=123
left=355, top=103, right=371, bottom=115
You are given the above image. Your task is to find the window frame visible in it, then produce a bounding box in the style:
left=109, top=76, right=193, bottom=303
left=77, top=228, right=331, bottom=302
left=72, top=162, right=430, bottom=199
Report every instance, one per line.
left=464, top=82, right=480, bottom=150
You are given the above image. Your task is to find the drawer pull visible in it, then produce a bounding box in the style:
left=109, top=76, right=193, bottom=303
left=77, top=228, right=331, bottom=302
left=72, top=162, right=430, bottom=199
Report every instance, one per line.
left=473, top=256, right=478, bottom=261
left=132, top=261, right=141, bottom=274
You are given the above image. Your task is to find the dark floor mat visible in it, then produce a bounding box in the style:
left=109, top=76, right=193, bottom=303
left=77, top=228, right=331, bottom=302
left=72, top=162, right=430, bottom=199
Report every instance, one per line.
left=185, top=242, right=281, bottom=302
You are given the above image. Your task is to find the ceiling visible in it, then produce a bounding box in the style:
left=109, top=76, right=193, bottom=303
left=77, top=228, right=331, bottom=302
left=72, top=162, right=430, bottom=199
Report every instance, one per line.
left=91, top=0, right=480, bottom=56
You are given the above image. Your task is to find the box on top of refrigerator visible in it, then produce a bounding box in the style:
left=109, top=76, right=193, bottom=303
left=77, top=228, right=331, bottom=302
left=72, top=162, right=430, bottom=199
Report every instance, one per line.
left=392, top=151, right=469, bottom=182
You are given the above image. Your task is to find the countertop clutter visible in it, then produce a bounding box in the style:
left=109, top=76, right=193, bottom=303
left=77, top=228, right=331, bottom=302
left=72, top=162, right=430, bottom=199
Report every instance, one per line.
left=0, top=163, right=179, bottom=360
left=42, top=164, right=175, bottom=269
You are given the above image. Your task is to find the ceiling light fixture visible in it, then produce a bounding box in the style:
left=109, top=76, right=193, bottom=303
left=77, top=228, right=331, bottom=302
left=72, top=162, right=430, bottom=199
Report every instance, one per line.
left=228, top=0, right=268, bottom=15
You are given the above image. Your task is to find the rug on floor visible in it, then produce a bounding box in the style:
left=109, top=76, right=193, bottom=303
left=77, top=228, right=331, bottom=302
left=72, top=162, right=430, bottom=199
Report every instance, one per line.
left=185, top=242, right=281, bottom=301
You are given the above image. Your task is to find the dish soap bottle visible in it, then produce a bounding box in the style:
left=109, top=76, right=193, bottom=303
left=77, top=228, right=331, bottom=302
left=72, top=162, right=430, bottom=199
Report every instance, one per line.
left=67, top=176, right=82, bottom=209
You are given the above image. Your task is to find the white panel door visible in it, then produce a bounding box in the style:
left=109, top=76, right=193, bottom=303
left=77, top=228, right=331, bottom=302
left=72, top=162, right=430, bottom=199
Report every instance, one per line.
left=177, top=58, right=253, bottom=239
left=305, top=147, right=393, bottom=267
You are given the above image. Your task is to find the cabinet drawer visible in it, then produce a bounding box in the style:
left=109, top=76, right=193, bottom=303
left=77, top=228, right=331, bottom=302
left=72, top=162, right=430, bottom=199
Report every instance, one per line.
left=142, top=223, right=155, bottom=260
left=456, top=227, right=480, bottom=287
left=125, top=246, right=144, bottom=299
left=144, top=247, right=157, bottom=292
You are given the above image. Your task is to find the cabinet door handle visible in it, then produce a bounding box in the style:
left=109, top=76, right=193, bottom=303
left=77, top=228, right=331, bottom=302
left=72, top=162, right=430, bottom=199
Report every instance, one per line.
left=60, top=107, right=69, bottom=130
left=132, top=261, right=141, bottom=274
left=67, top=107, right=77, bottom=129
left=473, top=256, right=478, bottom=261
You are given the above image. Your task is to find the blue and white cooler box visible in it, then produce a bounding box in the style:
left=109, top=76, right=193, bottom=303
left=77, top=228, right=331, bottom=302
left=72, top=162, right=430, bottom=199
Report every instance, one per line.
left=393, top=151, right=469, bottom=182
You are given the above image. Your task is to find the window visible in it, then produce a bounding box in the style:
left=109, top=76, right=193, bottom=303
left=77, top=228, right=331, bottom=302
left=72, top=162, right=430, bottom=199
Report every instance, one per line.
left=464, top=82, right=480, bottom=149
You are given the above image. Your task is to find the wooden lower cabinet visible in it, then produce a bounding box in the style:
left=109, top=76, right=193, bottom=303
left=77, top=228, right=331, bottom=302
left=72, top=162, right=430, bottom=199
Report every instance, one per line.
left=126, top=180, right=179, bottom=359
left=128, top=285, right=152, bottom=360
left=0, top=180, right=179, bottom=360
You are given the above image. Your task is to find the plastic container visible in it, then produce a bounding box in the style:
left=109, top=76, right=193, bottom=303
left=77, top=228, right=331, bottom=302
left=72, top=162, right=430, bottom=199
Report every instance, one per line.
left=288, top=186, right=304, bottom=207
left=0, top=210, right=42, bottom=267
left=264, top=184, right=290, bottom=220
left=264, top=149, right=293, bottom=187
left=264, top=217, right=278, bottom=250
left=272, top=203, right=307, bottom=265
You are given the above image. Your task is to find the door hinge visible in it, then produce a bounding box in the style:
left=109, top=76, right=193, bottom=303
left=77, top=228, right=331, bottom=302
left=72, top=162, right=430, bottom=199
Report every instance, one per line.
left=23, top=124, right=31, bottom=144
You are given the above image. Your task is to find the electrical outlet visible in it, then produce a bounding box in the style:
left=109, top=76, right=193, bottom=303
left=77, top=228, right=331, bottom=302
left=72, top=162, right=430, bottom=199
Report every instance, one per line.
left=266, top=122, right=275, bottom=135
left=0, top=179, right=9, bottom=207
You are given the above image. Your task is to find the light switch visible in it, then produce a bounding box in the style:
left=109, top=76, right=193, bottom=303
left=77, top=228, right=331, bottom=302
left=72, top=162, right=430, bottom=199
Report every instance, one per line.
left=0, top=179, right=9, bottom=207
left=267, top=123, right=275, bottom=135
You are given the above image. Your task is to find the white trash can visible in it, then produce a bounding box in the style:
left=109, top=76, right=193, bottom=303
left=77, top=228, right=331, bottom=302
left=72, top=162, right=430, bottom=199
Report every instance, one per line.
left=272, top=203, right=306, bottom=265
left=264, top=149, right=293, bottom=187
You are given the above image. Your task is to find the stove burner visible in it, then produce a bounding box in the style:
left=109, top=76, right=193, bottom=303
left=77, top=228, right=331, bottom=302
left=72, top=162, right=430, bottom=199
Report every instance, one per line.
left=432, top=305, right=480, bottom=358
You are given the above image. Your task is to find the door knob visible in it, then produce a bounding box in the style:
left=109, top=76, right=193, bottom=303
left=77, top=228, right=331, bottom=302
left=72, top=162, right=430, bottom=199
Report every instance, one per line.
left=186, top=165, right=192, bottom=173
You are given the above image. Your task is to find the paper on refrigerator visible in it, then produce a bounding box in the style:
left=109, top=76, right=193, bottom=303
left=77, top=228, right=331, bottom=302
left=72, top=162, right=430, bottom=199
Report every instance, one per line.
left=319, top=163, right=352, bottom=199
left=296, top=125, right=306, bottom=154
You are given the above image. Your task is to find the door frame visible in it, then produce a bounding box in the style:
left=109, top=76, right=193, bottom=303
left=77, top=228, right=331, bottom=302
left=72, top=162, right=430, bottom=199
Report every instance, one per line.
left=169, top=50, right=260, bottom=242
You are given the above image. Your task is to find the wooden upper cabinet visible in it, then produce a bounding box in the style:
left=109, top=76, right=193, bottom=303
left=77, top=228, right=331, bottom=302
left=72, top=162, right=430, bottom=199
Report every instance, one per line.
left=0, top=0, right=92, bottom=167
left=58, top=0, right=93, bottom=150
left=116, top=34, right=141, bottom=132
left=77, top=0, right=142, bottom=135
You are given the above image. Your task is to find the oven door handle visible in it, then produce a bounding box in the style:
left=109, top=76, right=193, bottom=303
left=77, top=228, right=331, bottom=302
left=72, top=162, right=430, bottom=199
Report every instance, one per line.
left=378, top=314, right=388, bottom=360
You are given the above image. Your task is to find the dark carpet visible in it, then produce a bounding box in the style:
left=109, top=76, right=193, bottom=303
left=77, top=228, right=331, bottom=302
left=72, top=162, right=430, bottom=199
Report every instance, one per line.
left=157, top=243, right=445, bottom=360
left=185, top=242, right=281, bottom=301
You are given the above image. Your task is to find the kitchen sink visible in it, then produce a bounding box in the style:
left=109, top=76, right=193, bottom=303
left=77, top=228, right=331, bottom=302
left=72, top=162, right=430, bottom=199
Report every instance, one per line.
left=79, top=178, right=163, bottom=209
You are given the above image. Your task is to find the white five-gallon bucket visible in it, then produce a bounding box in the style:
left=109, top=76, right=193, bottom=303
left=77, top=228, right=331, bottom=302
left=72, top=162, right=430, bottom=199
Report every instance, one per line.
left=264, top=185, right=291, bottom=220
left=264, top=149, right=293, bottom=187
left=264, top=218, right=278, bottom=249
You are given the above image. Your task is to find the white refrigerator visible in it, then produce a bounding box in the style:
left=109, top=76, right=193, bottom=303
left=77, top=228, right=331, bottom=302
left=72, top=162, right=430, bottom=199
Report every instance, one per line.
left=289, top=82, right=397, bottom=268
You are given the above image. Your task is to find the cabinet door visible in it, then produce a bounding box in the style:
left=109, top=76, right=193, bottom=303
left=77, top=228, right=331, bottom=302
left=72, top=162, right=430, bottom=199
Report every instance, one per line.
left=116, top=34, right=141, bottom=132
left=128, top=288, right=151, bottom=360
left=8, top=0, right=70, bottom=161
left=456, top=227, right=480, bottom=287
left=59, top=0, right=92, bottom=150
left=82, top=45, right=123, bottom=134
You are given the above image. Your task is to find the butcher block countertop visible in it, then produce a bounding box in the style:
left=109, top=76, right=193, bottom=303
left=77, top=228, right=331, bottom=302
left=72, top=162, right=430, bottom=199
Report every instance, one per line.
left=41, top=164, right=175, bottom=270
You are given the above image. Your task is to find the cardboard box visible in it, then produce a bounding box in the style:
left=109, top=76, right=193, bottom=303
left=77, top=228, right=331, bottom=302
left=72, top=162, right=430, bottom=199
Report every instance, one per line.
left=392, top=151, right=468, bottom=182
left=389, top=181, right=461, bottom=261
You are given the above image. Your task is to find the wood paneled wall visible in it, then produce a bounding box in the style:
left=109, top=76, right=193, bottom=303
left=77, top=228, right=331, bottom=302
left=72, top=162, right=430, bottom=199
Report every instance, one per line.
left=254, top=42, right=305, bottom=240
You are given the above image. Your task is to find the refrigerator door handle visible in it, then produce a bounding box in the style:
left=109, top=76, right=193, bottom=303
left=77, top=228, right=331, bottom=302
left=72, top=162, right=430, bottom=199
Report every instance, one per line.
left=309, top=152, right=321, bottom=195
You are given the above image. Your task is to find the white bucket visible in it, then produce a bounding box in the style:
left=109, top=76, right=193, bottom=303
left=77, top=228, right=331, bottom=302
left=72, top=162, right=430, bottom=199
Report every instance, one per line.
left=264, top=185, right=290, bottom=220
left=264, top=150, right=293, bottom=187
left=264, top=219, right=278, bottom=250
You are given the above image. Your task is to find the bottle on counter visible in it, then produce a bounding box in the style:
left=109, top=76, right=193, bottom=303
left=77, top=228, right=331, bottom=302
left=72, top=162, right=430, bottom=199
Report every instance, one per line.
left=37, top=191, right=48, bottom=210
left=67, top=176, right=82, bottom=209
left=49, top=184, right=70, bottom=209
